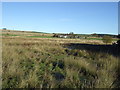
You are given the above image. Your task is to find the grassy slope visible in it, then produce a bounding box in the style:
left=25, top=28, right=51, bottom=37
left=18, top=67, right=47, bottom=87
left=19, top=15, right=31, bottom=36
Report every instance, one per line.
left=2, top=30, right=119, bottom=88
left=1, top=29, right=118, bottom=41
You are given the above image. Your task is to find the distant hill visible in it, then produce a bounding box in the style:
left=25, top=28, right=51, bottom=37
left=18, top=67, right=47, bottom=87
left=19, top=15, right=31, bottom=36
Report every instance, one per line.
left=1, top=29, right=53, bottom=37
left=1, top=29, right=48, bottom=34
left=91, top=34, right=117, bottom=38
left=1, top=29, right=118, bottom=38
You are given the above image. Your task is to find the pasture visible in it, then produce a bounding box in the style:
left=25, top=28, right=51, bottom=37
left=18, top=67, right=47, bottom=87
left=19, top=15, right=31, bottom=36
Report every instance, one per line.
left=1, top=29, right=120, bottom=88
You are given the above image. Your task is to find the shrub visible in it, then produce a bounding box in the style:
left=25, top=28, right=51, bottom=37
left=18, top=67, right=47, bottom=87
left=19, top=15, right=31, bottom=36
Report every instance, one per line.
left=2, top=28, right=7, bottom=30
left=53, top=34, right=58, bottom=37
left=102, top=36, right=112, bottom=44
left=117, top=34, right=120, bottom=47
left=117, top=40, right=120, bottom=46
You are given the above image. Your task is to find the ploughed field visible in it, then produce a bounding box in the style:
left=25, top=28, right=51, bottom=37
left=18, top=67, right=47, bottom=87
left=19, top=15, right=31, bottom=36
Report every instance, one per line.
left=2, top=30, right=119, bottom=88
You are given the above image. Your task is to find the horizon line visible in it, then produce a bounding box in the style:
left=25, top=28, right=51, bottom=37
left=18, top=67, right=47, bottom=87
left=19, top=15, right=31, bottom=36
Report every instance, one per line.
left=1, top=28, right=118, bottom=35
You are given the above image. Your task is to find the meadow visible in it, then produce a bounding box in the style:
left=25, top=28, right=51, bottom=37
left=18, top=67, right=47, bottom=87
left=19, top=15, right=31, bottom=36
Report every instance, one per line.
left=1, top=29, right=120, bottom=88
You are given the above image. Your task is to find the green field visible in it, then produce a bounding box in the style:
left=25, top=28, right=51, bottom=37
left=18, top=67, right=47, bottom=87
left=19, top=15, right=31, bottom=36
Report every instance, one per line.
left=1, top=34, right=19, bottom=36
left=26, top=35, right=53, bottom=38
left=1, top=33, right=118, bottom=42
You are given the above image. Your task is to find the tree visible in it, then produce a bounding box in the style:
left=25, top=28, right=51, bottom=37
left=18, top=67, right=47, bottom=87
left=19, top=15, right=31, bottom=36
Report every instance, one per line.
left=53, top=34, right=58, bottom=37
left=117, top=40, right=120, bottom=46
left=69, top=32, right=74, bottom=35
left=2, top=28, right=7, bottom=30
left=69, top=32, right=75, bottom=38
left=117, top=34, right=120, bottom=38
left=102, top=36, right=112, bottom=44
left=91, top=33, right=98, bottom=37
left=117, top=34, right=120, bottom=46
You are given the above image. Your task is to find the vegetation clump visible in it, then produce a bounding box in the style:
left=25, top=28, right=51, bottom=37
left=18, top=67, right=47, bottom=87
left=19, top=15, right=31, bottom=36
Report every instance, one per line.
left=102, top=36, right=112, bottom=44
left=117, top=34, right=120, bottom=47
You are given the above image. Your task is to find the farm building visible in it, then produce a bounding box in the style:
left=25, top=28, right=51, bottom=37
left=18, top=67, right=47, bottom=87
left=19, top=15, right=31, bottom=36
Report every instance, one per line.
left=53, top=33, right=82, bottom=39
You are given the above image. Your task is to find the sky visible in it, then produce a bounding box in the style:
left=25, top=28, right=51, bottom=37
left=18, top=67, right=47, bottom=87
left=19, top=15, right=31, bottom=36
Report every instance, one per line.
left=2, top=2, right=118, bottom=34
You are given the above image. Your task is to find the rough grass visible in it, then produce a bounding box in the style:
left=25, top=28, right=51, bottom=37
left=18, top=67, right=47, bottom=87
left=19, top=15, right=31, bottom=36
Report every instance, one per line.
left=26, top=36, right=53, bottom=38
left=2, top=33, right=119, bottom=88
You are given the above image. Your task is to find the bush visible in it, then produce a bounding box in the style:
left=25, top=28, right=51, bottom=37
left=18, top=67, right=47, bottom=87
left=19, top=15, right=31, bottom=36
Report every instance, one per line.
left=53, top=34, right=58, bottom=37
left=117, top=34, right=120, bottom=47
left=102, top=36, right=112, bottom=44
left=117, top=40, right=120, bottom=46
left=2, top=28, right=7, bottom=30
left=117, top=34, right=120, bottom=38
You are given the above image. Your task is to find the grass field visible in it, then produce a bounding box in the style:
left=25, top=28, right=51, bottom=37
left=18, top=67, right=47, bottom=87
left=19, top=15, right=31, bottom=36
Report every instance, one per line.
left=1, top=29, right=120, bottom=88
